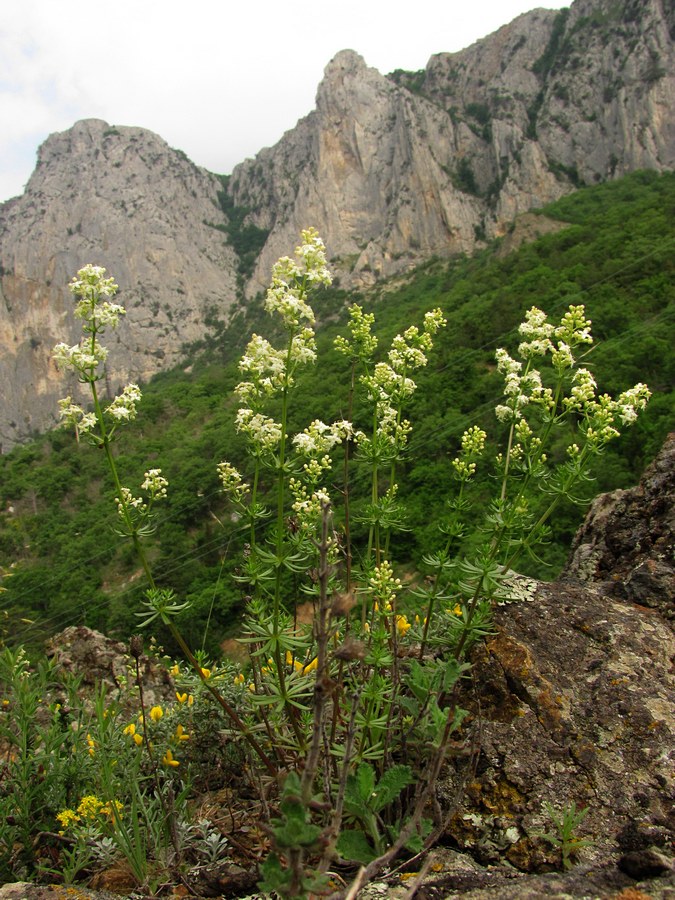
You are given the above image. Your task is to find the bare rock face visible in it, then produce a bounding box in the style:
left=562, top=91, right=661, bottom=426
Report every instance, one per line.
left=230, top=0, right=674, bottom=291
left=439, top=434, right=675, bottom=891
left=0, top=119, right=238, bottom=450
left=563, top=431, right=675, bottom=618
left=45, top=624, right=176, bottom=710
left=230, top=50, right=484, bottom=291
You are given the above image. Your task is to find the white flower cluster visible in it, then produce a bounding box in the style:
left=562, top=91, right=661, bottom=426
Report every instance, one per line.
left=115, top=471, right=168, bottom=526
left=57, top=397, right=97, bottom=434
left=235, top=408, right=283, bottom=454
left=494, top=349, right=550, bottom=423
left=54, top=265, right=125, bottom=401
left=368, top=559, right=402, bottom=607
left=359, top=308, right=446, bottom=442
left=582, top=384, right=651, bottom=448
left=236, top=328, right=317, bottom=409
left=616, top=384, right=651, bottom=425
left=452, top=426, right=487, bottom=482
left=499, top=306, right=650, bottom=451
left=116, top=486, right=146, bottom=518
left=292, top=419, right=353, bottom=486
left=461, top=425, right=487, bottom=455
left=563, top=368, right=597, bottom=413
left=517, top=307, right=554, bottom=359
left=141, top=468, right=169, bottom=501
left=236, top=334, right=287, bottom=405
left=53, top=338, right=109, bottom=377
left=69, top=264, right=125, bottom=333
left=289, top=478, right=331, bottom=525
left=293, top=419, right=351, bottom=456
left=217, top=462, right=248, bottom=504
left=334, top=304, right=378, bottom=360
left=294, top=229, right=333, bottom=284
left=555, top=305, right=593, bottom=346
left=106, top=383, right=142, bottom=422
left=264, top=228, right=331, bottom=328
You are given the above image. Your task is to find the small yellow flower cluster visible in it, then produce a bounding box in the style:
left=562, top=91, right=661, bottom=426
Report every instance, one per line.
left=122, top=699, right=191, bottom=767
left=57, top=795, right=124, bottom=833
left=123, top=722, right=144, bottom=746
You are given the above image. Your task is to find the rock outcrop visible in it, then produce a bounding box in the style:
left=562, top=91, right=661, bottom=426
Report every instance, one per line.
left=436, top=434, right=675, bottom=891
left=0, top=119, right=238, bottom=451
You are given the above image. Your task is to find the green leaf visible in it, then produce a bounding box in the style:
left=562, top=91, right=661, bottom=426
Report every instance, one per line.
left=355, top=762, right=376, bottom=803
left=371, top=764, right=414, bottom=812
left=336, top=829, right=378, bottom=865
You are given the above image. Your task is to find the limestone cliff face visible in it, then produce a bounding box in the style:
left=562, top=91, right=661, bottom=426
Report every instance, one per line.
left=230, top=0, right=674, bottom=292
left=0, top=119, right=238, bottom=450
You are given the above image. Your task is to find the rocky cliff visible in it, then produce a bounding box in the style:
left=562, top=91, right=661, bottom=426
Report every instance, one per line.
left=0, top=0, right=672, bottom=449
left=230, top=0, right=674, bottom=291
left=0, top=119, right=238, bottom=451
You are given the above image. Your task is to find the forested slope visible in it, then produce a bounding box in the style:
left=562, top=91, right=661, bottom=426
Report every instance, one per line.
left=1, top=171, right=672, bottom=654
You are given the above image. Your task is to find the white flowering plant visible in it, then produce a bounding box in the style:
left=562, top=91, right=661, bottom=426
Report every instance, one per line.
left=51, top=237, right=649, bottom=898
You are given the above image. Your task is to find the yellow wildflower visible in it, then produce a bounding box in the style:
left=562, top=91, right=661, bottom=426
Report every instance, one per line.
left=396, top=615, right=411, bottom=637
left=200, top=667, right=211, bottom=679
left=86, top=734, right=96, bottom=756
left=162, top=749, right=180, bottom=767
left=149, top=706, right=163, bottom=722
left=100, top=799, right=123, bottom=821
left=233, top=673, right=245, bottom=686
left=56, top=808, right=81, bottom=830
left=169, top=664, right=180, bottom=676
left=77, top=795, right=103, bottom=820
left=176, top=691, right=188, bottom=703
left=123, top=723, right=136, bottom=737
left=294, top=657, right=318, bottom=675
left=175, top=724, right=189, bottom=741
left=133, top=732, right=143, bottom=746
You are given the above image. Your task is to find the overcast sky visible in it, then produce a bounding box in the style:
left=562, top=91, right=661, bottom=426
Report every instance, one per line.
left=1, top=0, right=569, bottom=204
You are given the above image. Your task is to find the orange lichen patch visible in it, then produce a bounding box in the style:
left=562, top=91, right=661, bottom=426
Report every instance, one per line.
left=466, top=776, right=524, bottom=815
left=531, top=683, right=566, bottom=735
left=487, top=633, right=535, bottom=680
left=611, top=889, right=654, bottom=900
left=487, top=632, right=571, bottom=741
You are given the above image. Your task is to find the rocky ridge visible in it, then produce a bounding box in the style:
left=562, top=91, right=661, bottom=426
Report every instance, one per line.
left=230, top=0, right=674, bottom=291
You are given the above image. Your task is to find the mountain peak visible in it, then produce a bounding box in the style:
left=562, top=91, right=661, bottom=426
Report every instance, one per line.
left=324, top=49, right=368, bottom=76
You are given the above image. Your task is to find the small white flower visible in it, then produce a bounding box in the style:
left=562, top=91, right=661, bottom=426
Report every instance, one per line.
left=141, top=469, right=169, bottom=500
